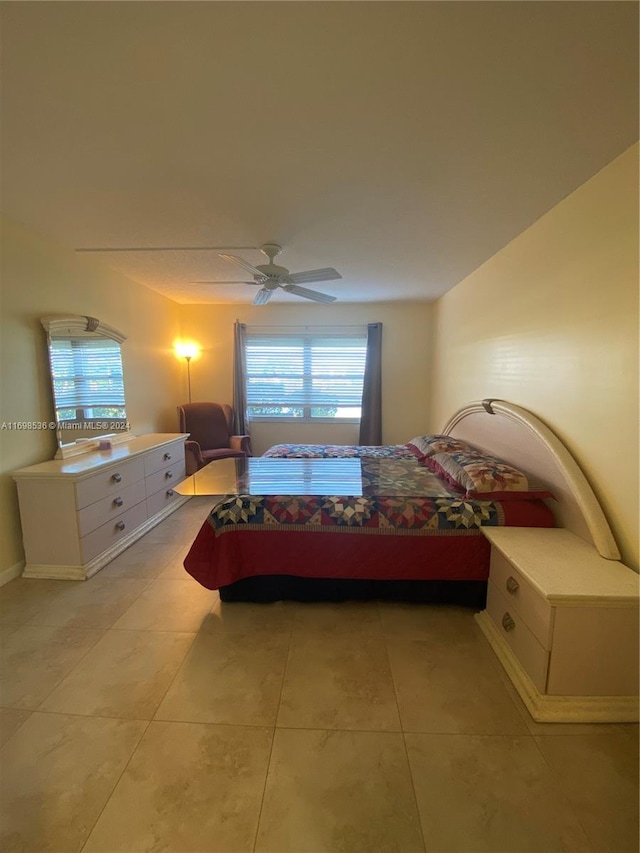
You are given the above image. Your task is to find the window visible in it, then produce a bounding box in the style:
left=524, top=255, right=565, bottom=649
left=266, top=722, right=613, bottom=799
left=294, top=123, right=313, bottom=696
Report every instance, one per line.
left=245, top=327, right=367, bottom=421
left=49, top=336, right=126, bottom=422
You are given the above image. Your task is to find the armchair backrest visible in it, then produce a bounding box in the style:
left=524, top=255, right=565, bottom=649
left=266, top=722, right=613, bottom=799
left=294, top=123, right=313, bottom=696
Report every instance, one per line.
left=177, top=402, right=234, bottom=451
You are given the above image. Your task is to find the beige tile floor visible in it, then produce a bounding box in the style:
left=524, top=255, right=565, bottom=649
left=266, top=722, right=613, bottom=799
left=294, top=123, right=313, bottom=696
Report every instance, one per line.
left=0, top=497, right=638, bottom=853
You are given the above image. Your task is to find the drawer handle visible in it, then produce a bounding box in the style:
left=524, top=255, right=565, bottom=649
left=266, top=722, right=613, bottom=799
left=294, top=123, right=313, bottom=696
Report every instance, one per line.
left=166, top=489, right=175, bottom=497
left=115, top=521, right=126, bottom=532
left=502, top=612, right=516, bottom=632
left=506, top=576, right=520, bottom=595
left=164, top=452, right=172, bottom=461
left=111, top=472, right=122, bottom=483
left=165, top=471, right=173, bottom=479
left=113, top=497, right=124, bottom=508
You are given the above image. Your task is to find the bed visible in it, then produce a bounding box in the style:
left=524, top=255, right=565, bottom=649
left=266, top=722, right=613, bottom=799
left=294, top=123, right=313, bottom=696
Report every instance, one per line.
left=184, top=398, right=621, bottom=604
left=183, top=399, right=619, bottom=604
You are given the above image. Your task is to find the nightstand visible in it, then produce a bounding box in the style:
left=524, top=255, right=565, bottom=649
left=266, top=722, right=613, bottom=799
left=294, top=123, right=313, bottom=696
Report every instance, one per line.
left=476, top=527, right=639, bottom=722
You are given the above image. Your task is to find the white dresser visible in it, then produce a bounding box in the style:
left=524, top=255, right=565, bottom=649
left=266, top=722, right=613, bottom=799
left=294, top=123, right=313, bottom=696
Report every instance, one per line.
left=476, top=527, right=639, bottom=722
left=13, top=434, right=190, bottom=581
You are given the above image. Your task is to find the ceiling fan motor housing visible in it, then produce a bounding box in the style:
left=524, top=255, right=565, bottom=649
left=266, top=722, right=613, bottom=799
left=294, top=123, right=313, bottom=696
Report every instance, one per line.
left=214, top=242, right=340, bottom=303
left=255, top=263, right=290, bottom=280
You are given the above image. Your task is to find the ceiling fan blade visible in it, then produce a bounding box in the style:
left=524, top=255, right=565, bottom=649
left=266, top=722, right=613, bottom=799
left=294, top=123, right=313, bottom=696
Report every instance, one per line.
left=253, top=287, right=274, bottom=306
left=190, top=280, right=260, bottom=285
left=284, top=284, right=337, bottom=303
left=219, top=253, right=266, bottom=278
left=75, top=246, right=257, bottom=253
left=287, top=267, right=342, bottom=284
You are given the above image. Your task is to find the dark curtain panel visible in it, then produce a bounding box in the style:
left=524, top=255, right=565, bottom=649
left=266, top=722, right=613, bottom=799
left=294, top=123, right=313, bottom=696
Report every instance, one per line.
left=358, top=322, right=383, bottom=445
left=232, top=320, right=249, bottom=435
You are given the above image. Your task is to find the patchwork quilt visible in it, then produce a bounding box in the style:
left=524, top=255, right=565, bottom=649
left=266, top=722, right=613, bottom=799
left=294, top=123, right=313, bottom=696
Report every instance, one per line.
left=213, top=458, right=502, bottom=535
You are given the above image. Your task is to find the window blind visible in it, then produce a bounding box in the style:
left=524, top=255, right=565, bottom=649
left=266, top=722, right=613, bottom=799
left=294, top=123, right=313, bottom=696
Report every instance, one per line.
left=245, top=330, right=367, bottom=417
left=50, top=337, right=125, bottom=410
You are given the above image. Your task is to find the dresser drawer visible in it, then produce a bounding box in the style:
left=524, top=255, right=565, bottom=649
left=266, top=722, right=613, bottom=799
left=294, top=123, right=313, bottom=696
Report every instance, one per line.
left=489, top=549, right=553, bottom=649
left=144, top=440, right=185, bottom=477
left=75, top=457, right=145, bottom=509
left=146, top=483, right=183, bottom=518
left=486, top=580, right=549, bottom=693
left=80, top=501, right=147, bottom=564
left=77, top=479, right=147, bottom=537
left=145, top=459, right=185, bottom=496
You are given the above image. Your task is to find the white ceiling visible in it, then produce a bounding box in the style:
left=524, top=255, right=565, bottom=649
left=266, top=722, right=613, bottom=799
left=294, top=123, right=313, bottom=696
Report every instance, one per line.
left=1, top=1, right=637, bottom=305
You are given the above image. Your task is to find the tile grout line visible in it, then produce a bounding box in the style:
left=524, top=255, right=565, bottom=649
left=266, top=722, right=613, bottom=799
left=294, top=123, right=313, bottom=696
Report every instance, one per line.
left=77, top=717, right=152, bottom=853
left=527, top=732, right=600, bottom=852
left=250, top=608, right=296, bottom=853
left=27, top=624, right=110, bottom=713
left=21, top=575, right=156, bottom=630
left=8, top=565, right=195, bottom=715
left=0, top=709, right=33, bottom=753
left=380, top=607, right=429, bottom=853
left=147, top=606, right=215, bottom=724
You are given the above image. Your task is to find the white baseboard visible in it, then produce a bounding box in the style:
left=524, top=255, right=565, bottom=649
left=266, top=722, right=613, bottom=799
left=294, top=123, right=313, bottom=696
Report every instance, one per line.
left=0, top=561, right=25, bottom=587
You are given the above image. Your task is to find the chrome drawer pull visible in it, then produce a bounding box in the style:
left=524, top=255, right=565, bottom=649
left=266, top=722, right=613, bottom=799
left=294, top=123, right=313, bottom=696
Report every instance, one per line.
left=506, top=576, right=520, bottom=595
left=111, top=472, right=122, bottom=483
left=115, top=521, right=126, bottom=532
left=113, top=497, right=124, bottom=508
left=166, top=489, right=175, bottom=497
left=164, top=452, right=172, bottom=460
left=502, top=612, right=516, bottom=632
left=165, top=471, right=173, bottom=479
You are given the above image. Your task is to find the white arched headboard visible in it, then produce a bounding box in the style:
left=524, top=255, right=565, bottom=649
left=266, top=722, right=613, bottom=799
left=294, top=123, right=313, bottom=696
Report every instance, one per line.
left=443, top=399, right=620, bottom=561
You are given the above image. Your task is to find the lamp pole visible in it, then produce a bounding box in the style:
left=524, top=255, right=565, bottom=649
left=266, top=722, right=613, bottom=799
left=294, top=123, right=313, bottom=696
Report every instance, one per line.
left=185, top=356, right=192, bottom=403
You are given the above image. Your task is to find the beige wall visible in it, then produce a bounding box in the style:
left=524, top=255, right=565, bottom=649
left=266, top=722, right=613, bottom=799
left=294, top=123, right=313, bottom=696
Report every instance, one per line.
left=178, top=302, right=432, bottom=455
left=0, top=218, right=183, bottom=574
left=430, top=144, right=639, bottom=570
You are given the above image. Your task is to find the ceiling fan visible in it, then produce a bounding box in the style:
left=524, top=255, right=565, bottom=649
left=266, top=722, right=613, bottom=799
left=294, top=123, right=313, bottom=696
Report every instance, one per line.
left=193, top=244, right=342, bottom=305
left=76, top=241, right=342, bottom=305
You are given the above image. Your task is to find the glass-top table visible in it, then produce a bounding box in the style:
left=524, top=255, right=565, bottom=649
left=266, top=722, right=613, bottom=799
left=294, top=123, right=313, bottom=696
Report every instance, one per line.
left=174, top=457, right=364, bottom=497
left=173, top=456, right=452, bottom=498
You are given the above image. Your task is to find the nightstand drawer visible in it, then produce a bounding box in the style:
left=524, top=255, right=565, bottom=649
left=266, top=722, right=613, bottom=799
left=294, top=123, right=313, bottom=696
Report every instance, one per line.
left=486, top=580, right=549, bottom=693
left=490, top=549, right=553, bottom=649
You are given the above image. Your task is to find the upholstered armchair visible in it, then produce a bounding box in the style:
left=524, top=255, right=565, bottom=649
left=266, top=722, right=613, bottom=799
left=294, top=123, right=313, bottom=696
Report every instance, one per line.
left=178, top=402, right=252, bottom=475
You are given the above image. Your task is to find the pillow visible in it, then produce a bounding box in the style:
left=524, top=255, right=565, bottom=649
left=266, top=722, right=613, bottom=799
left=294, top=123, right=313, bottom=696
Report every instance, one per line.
left=406, top=434, right=477, bottom=459
left=423, top=451, right=555, bottom=501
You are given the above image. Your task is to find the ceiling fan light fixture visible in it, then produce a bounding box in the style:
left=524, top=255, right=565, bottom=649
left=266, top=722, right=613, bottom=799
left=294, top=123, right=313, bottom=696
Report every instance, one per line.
left=253, top=287, right=273, bottom=306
